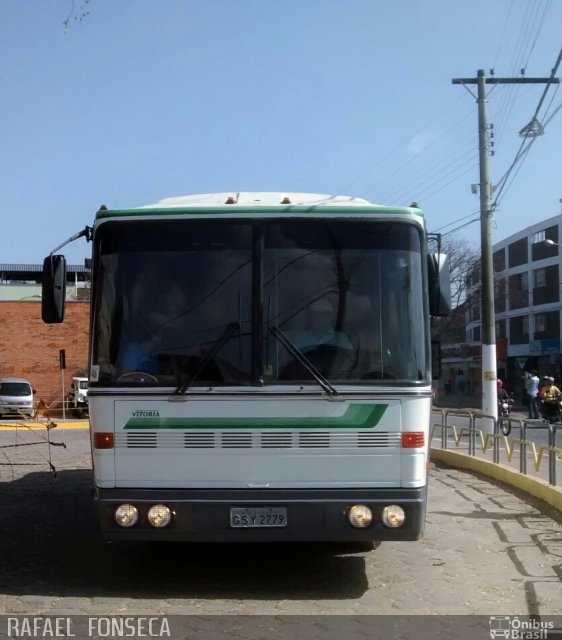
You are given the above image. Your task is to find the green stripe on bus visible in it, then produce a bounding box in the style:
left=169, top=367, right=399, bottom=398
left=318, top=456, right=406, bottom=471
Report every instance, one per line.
left=96, top=206, right=423, bottom=219
left=123, top=403, right=388, bottom=430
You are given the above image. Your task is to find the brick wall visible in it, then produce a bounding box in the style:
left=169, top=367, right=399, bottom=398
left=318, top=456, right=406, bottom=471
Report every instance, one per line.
left=0, top=301, right=89, bottom=402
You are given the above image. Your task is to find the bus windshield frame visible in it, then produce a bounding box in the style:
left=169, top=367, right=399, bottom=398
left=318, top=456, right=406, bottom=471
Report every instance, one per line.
left=90, top=218, right=429, bottom=388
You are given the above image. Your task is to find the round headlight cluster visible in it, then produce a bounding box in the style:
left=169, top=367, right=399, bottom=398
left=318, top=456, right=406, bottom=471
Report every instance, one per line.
left=347, top=504, right=373, bottom=528
left=114, top=504, right=139, bottom=528
left=346, top=504, right=407, bottom=529
left=114, top=503, right=173, bottom=529
left=382, top=504, right=406, bottom=528
left=147, top=504, right=173, bottom=528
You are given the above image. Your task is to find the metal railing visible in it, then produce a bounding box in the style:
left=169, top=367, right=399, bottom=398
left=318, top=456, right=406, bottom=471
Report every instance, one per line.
left=431, top=408, right=562, bottom=486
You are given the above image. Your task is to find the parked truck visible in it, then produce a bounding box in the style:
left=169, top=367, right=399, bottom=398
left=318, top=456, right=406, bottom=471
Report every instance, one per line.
left=68, top=376, right=88, bottom=417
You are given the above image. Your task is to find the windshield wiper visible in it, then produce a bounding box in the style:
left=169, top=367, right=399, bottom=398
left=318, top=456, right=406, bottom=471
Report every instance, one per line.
left=173, top=322, right=240, bottom=395
left=269, top=325, right=338, bottom=396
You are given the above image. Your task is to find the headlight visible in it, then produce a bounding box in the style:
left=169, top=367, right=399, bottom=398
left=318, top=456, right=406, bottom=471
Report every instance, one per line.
left=114, top=504, right=139, bottom=528
left=147, top=504, right=172, bottom=528
left=347, top=504, right=373, bottom=528
left=382, top=505, right=406, bottom=528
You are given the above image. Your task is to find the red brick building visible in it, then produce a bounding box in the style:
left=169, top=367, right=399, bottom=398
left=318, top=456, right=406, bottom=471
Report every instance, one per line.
left=0, top=301, right=89, bottom=403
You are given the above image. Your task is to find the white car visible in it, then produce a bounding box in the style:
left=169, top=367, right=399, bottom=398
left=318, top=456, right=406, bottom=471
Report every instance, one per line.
left=0, top=378, right=34, bottom=418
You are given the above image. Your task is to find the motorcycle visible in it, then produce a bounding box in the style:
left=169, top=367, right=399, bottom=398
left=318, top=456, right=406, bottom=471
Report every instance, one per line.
left=498, top=398, right=512, bottom=417
left=498, top=396, right=514, bottom=435
left=540, top=397, right=562, bottom=424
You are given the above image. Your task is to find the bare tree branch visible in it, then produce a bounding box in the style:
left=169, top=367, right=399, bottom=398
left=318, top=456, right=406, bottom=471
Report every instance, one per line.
left=63, top=0, right=92, bottom=32
left=432, top=237, right=480, bottom=340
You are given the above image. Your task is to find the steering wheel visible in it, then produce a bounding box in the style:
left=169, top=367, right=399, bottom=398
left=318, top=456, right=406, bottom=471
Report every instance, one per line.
left=116, top=371, right=159, bottom=384
left=281, top=344, right=357, bottom=379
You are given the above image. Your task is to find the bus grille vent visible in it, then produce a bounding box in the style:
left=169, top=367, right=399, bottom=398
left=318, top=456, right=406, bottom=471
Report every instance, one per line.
left=299, top=432, right=330, bottom=448
left=221, top=432, right=253, bottom=448
left=358, top=432, right=399, bottom=447
left=118, top=430, right=399, bottom=449
left=260, top=432, right=292, bottom=448
left=126, top=432, right=157, bottom=448
left=183, top=432, right=215, bottom=448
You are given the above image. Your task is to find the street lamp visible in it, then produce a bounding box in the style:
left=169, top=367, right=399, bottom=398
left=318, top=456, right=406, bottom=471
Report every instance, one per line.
left=545, top=239, right=560, bottom=247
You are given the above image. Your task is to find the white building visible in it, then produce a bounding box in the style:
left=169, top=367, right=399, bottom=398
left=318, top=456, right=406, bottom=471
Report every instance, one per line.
left=466, top=214, right=561, bottom=399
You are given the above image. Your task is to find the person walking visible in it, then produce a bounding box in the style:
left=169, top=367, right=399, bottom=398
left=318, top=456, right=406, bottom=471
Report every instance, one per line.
left=525, top=370, right=540, bottom=419
left=455, top=370, right=467, bottom=396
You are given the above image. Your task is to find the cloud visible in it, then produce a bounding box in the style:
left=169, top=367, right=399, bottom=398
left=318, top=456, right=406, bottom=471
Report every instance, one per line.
left=407, top=131, right=436, bottom=156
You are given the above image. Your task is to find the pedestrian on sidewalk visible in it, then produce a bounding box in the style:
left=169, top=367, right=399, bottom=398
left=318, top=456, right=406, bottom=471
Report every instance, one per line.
left=525, top=370, right=540, bottom=419
left=455, top=370, right=467, bottom=396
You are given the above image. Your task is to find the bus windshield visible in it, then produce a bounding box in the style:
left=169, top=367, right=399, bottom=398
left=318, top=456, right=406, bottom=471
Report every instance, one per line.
left=91, top=219, right=428, bottom=387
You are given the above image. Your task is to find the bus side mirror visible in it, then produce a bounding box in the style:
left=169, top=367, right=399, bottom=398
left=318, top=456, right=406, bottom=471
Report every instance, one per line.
left=428, top=253, right=451, bottom=317
left=42, top=255, right=67, bottom=323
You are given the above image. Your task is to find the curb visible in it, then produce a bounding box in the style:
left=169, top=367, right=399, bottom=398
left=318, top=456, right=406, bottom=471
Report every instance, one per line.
left=48, top=421, right=90, bottom=430
left=430, top=447, right=562, bottom=514
left=0, top=421, right=89, bottom=431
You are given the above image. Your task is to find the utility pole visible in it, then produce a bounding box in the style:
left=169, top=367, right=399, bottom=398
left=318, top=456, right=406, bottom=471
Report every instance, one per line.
left=452, top=69, right=559, bottom=419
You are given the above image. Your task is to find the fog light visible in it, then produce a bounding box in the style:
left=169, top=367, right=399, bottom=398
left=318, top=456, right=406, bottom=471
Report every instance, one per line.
left=114, top=504, right=139, bottom=528
left=147, top=504, right=172, bottom=528
left=347, top=504, right=373, bottom=528
left=382, top=505, right=405, bottom=528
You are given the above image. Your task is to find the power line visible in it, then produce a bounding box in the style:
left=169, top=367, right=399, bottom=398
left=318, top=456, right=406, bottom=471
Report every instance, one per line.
left=492, top=0, right=514, bottom=70
left=360, top=109, right=474, bottom=202
left=493, top=93, right=561, bottom=208
left=406, top=161, right=479, bottom=206
left=377, top=135, right=476, bottom=203
left=523, top=0, right=552, bottom=69
left=493, top=0, right=535, bottom=142
left=432, top=209, right=480, bottom=233
left=388, top=153, right=478, bottom=207
left=492, top=46, right=562, bottom=209
left=441, top=216, right=480, bottom=238
left=339, top=94, right=468, bottom=195
left=492, top=0, right=552, bottom=150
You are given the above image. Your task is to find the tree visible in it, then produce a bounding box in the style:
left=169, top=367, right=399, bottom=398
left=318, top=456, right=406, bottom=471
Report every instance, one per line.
left=431, top=236, right=480, bottom=342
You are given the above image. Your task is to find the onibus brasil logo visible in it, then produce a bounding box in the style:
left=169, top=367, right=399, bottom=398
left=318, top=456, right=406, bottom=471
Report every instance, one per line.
left=489, top=617, right=554, bottom=640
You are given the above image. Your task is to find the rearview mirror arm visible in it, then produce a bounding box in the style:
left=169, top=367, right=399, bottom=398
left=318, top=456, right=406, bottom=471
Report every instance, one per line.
left=49, top=226, right=92, bottom=256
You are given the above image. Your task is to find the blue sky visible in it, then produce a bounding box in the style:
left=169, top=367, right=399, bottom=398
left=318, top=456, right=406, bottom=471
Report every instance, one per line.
left=1, top=0, right=561, bottom=265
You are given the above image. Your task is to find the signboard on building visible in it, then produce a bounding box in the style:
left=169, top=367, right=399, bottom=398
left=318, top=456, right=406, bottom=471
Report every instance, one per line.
left=541, top=338, right=560, bottom=355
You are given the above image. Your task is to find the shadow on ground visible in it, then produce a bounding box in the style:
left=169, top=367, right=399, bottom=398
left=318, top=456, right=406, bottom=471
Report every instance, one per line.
left=0, top=470, right=372, bottom=601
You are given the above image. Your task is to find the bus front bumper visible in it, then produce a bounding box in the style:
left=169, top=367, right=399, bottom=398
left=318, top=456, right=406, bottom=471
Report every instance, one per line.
left=94, top=487, right=427, bottom=542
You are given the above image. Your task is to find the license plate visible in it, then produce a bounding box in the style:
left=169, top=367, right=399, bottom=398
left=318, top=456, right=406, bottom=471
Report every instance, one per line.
left=230, top=507, right=287, bottom=528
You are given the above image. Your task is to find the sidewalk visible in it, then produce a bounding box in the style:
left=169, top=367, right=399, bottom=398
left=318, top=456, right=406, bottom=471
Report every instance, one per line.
left=431, top=397, right=562, bottom=498
left=0, top=418, right=89, bottom=430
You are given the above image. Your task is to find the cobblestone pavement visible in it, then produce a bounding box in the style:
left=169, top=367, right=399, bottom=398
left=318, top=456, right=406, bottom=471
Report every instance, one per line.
left=0, top=427, right=561, bottom=616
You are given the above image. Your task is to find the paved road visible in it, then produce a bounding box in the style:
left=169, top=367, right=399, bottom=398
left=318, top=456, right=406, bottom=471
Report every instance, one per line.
left=0, top=426, right=561, bottom=617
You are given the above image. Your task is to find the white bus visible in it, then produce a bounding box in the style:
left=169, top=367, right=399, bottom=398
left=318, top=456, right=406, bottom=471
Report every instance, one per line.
left=42, top=192, right=450, bottom=542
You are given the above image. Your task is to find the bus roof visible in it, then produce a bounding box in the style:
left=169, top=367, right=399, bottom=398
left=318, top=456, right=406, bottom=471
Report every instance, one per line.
left=140, top=193, right=372, bottom=208
left=95, top=192, right=423, bottom=219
